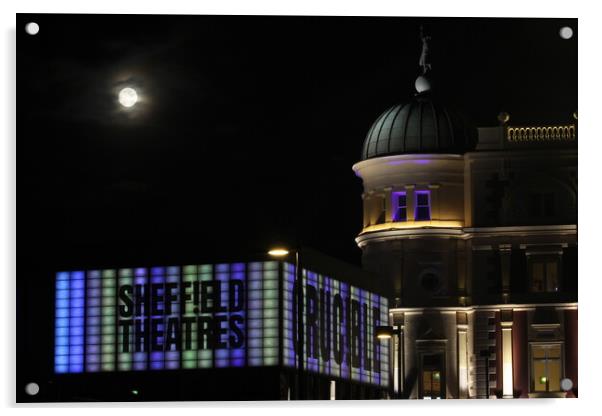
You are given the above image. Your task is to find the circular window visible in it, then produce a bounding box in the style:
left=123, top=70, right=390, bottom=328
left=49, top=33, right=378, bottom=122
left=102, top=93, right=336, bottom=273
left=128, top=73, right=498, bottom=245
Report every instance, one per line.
left=419, top=270, right=441, bottom=293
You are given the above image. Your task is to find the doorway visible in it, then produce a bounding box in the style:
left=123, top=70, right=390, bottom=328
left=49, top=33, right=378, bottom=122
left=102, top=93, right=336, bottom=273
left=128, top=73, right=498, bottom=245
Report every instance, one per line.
left=420, top=353, right=445, bottom=399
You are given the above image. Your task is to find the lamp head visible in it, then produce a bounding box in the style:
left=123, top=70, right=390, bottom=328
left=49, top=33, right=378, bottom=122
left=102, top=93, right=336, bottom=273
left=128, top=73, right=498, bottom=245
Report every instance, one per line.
left=375, top=325, right=395, bottom=339
left=268, top=248, right=290, bottom=257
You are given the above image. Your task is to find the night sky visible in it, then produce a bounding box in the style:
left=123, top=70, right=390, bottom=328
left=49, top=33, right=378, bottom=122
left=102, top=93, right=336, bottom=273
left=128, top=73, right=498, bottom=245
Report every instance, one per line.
left=18, top=14, right=577, bottom=271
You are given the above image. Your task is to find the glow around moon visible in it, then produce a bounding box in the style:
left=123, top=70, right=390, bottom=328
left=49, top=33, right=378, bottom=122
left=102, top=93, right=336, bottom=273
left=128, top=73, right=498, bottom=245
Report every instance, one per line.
left=559, top=26, right=573, bottom=40
left=118, top=87, right=138, bottom=108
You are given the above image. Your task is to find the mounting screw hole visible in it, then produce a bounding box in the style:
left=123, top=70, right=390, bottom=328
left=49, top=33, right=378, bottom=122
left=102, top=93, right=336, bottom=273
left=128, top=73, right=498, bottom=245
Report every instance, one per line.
left=25, top=22, right=40, bottom=35
left=559, top=26, right=573, bottom=40
left=25, top=382, right=40, bottom=396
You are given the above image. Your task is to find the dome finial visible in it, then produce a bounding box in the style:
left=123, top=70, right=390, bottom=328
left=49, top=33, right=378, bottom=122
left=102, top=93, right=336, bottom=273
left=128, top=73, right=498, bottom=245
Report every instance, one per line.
left=415, top=25, right=432, bottom=93
left=418, top=25, right=432, bottom=75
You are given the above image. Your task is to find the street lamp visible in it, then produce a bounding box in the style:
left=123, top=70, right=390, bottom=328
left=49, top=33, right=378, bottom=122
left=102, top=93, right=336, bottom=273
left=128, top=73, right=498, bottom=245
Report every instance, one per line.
left=375, top=325, right=395, bottom=339
left=375, top=325, right=403, bottom=398
left=267, top=248, right=289, bottom=257
left=268, top=246, right=304, bottom=400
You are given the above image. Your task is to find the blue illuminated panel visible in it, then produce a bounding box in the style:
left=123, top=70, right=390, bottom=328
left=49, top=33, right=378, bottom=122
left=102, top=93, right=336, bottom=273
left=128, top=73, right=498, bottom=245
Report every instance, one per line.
left=379, top=296, right=389, bottom=387
left=282, top=263, right=389, bottom=388
left=85, top=270, right=101, bottom=372
left=339, top=281, right=350, bottom=381
left=133, top=267, right=148, bottom=371
left=226, top=263, right=246, bottom=367
left=54, top=271, right=85, bottom=373
left=149, top=267, right=166, bottom=370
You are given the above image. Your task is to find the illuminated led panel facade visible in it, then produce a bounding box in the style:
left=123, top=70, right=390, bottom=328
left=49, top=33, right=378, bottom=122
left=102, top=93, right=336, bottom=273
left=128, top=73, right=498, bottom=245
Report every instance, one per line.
left=282, top=263, right=389, bottom=387
left=54, top=260, right=389, bottom=388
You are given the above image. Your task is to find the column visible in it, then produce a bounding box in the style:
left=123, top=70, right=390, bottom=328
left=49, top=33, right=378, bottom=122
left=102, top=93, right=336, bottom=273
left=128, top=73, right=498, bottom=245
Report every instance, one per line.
left=384, top=186, right=392, bottom=222
left=501, top=310, right=514, bottom=398
left=404, top=184, right=415, bottom=221
left=457, top=311, right=469, bottom=398
left=428, top=183, right=440, bottom=221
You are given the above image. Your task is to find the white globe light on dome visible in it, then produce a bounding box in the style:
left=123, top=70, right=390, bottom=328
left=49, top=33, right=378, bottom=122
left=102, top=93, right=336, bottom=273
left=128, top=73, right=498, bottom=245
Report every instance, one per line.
left=559, top=26, right=573, bottom=40
left=415, top=75, right=431, bottom=93
left=118, top=87, right=138, bottom=108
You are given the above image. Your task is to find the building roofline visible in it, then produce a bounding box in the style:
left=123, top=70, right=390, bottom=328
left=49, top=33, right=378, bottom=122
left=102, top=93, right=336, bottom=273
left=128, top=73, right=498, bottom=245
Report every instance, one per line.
left=356, top=224, right=577, bottom=247
left=389, top=302, right=578, bottom=314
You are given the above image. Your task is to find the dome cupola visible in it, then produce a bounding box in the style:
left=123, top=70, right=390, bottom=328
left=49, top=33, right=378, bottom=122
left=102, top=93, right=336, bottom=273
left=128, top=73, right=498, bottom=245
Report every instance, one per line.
left=360, top=28, right=477, bottom=160
left=361, top=91, right=477, bottom=160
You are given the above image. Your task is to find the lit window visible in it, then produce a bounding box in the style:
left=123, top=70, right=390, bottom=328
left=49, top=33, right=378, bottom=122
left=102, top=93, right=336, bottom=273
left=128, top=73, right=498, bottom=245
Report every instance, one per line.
left=393, top=192, right=407, bottom=222
left=530, top=258, right=559, bottom=292
left=415, top=191, right=431, bottom=221
left=531, top=344, right=562, bottom=393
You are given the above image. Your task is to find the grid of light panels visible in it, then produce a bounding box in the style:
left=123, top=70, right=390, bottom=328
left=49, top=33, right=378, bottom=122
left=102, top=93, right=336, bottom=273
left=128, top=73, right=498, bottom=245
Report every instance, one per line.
left=54, top=260, right=387, bottom=387
left=282, top=263, right=389, bottom=387
left=55, top=261, right=280, bottom=373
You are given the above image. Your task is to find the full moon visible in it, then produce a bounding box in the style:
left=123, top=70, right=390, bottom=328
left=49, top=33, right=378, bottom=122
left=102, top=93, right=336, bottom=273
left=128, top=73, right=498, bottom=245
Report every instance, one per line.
left=559, top=26, right=573, bottom=40
left=118, top=87, right=138, bottom=108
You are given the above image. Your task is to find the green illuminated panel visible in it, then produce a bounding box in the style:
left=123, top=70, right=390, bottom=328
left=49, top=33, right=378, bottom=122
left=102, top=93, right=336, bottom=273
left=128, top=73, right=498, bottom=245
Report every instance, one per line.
left=101, top=269, right=115, bottom=372
left=182, top=266, right=198, bottom=368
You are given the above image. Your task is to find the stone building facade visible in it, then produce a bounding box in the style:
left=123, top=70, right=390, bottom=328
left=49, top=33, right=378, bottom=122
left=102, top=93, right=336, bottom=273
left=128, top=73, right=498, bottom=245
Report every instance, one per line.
left=352, top=74, right=577, bottom=399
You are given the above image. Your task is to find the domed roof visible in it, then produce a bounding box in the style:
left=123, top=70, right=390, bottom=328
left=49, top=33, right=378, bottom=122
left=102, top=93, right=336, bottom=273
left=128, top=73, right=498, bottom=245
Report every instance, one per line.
left=361, top=87, right=477, bottom=160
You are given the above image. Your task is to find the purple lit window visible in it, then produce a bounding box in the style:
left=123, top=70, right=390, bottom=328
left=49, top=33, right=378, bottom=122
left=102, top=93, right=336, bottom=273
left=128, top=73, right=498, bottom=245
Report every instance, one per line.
left=392, top=192, right=407, bottom=222
left=415, top=191, right=431, bottom=221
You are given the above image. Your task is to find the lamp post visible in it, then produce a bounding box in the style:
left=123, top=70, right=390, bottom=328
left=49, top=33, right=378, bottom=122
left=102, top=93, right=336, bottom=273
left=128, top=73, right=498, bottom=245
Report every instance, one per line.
left=376, top=325, right=402, bottom=399
left=268, top=247, right=304, bottom=400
